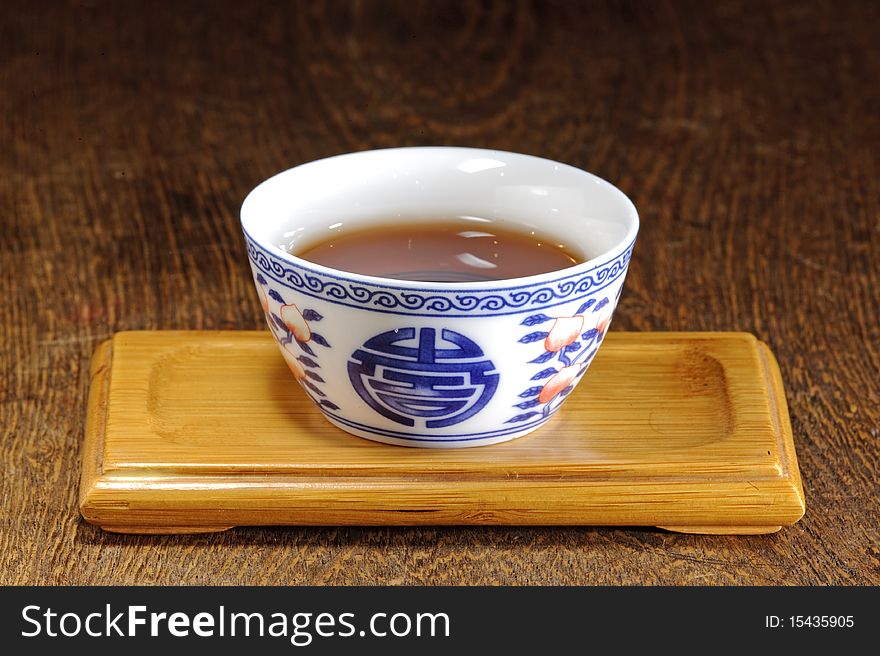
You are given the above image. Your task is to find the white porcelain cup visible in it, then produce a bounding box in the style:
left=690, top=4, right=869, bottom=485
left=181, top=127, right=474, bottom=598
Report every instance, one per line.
left=241, top=147, right=638, bottom=447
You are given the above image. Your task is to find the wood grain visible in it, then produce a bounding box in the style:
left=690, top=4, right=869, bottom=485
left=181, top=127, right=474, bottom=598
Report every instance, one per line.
left=78, top=331, right=804, bottom=534
left=1, top=0, right=878, bottom=584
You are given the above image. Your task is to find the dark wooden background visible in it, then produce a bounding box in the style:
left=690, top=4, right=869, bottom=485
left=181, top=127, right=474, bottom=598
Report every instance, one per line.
left=2, top=0, right=877, bottom=585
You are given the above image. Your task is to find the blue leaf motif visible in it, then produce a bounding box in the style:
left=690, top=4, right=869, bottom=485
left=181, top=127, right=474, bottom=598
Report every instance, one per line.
left=268, top=289, right=285, bottom=304
left=529, top=351, right=555, bottom=364
left=271, top=313, right=288, bottom=332
left=521, top=313, right=554, bottom=326
left=319, top=400, right=340, bottom=411
left=518, top=386, right=544, bottom=398
left=256, top=273, right=267, bottom=285
left=576, top=299, right=596, bottom=314
left=303, top=380, right=325, bottom=397
left=579, top=347, right=598, bottom=366
left=297, top=340, right=316, bottom=356
left=505, top=412, right=541, bottom=424
left=518, top=331, right=549, bottom=344
left=564, top=341, right=581, bottom=353
left=302, top=309, right=323, bottom=322
left=304, top=370, right=325, bottom=383
left=581, top=328, right=599, bottom=341
left=297, top=356, right=320, bottom=368
left=593, top=297, right=609, bottom=312
left=310, top=332, right=331, bottom=348
left=530, top=367, right=558, bottom=381
left=560, top=385, right=575, bottom=397
left=514, top=399, right=541, bottom=410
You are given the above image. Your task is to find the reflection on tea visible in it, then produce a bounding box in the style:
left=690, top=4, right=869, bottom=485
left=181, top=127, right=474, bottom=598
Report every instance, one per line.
left=292, top=218, right=583, bottom=282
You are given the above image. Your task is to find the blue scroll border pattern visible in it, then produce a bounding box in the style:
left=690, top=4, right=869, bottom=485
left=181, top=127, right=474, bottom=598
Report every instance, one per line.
left=244, top=230, right=635, bottom=317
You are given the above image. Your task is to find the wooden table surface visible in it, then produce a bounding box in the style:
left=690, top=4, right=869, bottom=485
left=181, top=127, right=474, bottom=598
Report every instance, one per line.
left=2, top=0, right=877, bottom=585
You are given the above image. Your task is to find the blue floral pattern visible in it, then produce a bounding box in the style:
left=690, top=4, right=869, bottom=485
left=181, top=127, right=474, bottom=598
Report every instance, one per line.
left=507, top=294, right=616, bottom=423
left=255, top=273, right=339, bottom=411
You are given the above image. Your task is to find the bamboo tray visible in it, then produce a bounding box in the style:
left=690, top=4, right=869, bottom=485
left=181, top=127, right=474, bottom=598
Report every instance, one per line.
left=79, top=331, right=805, bottom=535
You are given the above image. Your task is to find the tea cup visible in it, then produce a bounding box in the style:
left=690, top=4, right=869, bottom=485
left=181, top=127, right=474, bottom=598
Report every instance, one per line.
left=241, top=147, right=638, bottom=447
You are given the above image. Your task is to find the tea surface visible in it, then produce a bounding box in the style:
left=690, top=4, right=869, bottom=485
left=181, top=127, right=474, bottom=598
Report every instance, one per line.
left=292, top=219, right=582, bottom=282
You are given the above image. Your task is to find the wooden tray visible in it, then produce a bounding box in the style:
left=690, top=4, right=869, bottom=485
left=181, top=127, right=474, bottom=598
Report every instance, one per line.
left=79, top=331, right=805, bottom=535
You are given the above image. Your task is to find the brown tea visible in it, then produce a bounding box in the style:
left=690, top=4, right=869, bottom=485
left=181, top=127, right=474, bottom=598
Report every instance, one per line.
left=292, top=218, right=582, bottom=282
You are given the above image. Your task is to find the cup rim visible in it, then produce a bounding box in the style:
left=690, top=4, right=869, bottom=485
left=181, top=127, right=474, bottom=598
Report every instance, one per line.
left=241, top=146, right=639, bottom=291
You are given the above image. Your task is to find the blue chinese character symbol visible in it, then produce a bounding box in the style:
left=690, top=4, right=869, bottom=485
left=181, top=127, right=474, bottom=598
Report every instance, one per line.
left=348, top=327, right=499, bottom=428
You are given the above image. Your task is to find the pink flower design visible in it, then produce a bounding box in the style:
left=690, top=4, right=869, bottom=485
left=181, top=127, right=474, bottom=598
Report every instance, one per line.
left=280, top=303, right=312, bottom=342
left=538, top=364, right=581, bottom=404
left=544, top=315, right=584, bottom=352
left=513, top=295, right=619, bottom=424
left=538, top=299, right=616, bottom=406
left=595, top=304, right=614, bottom=335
